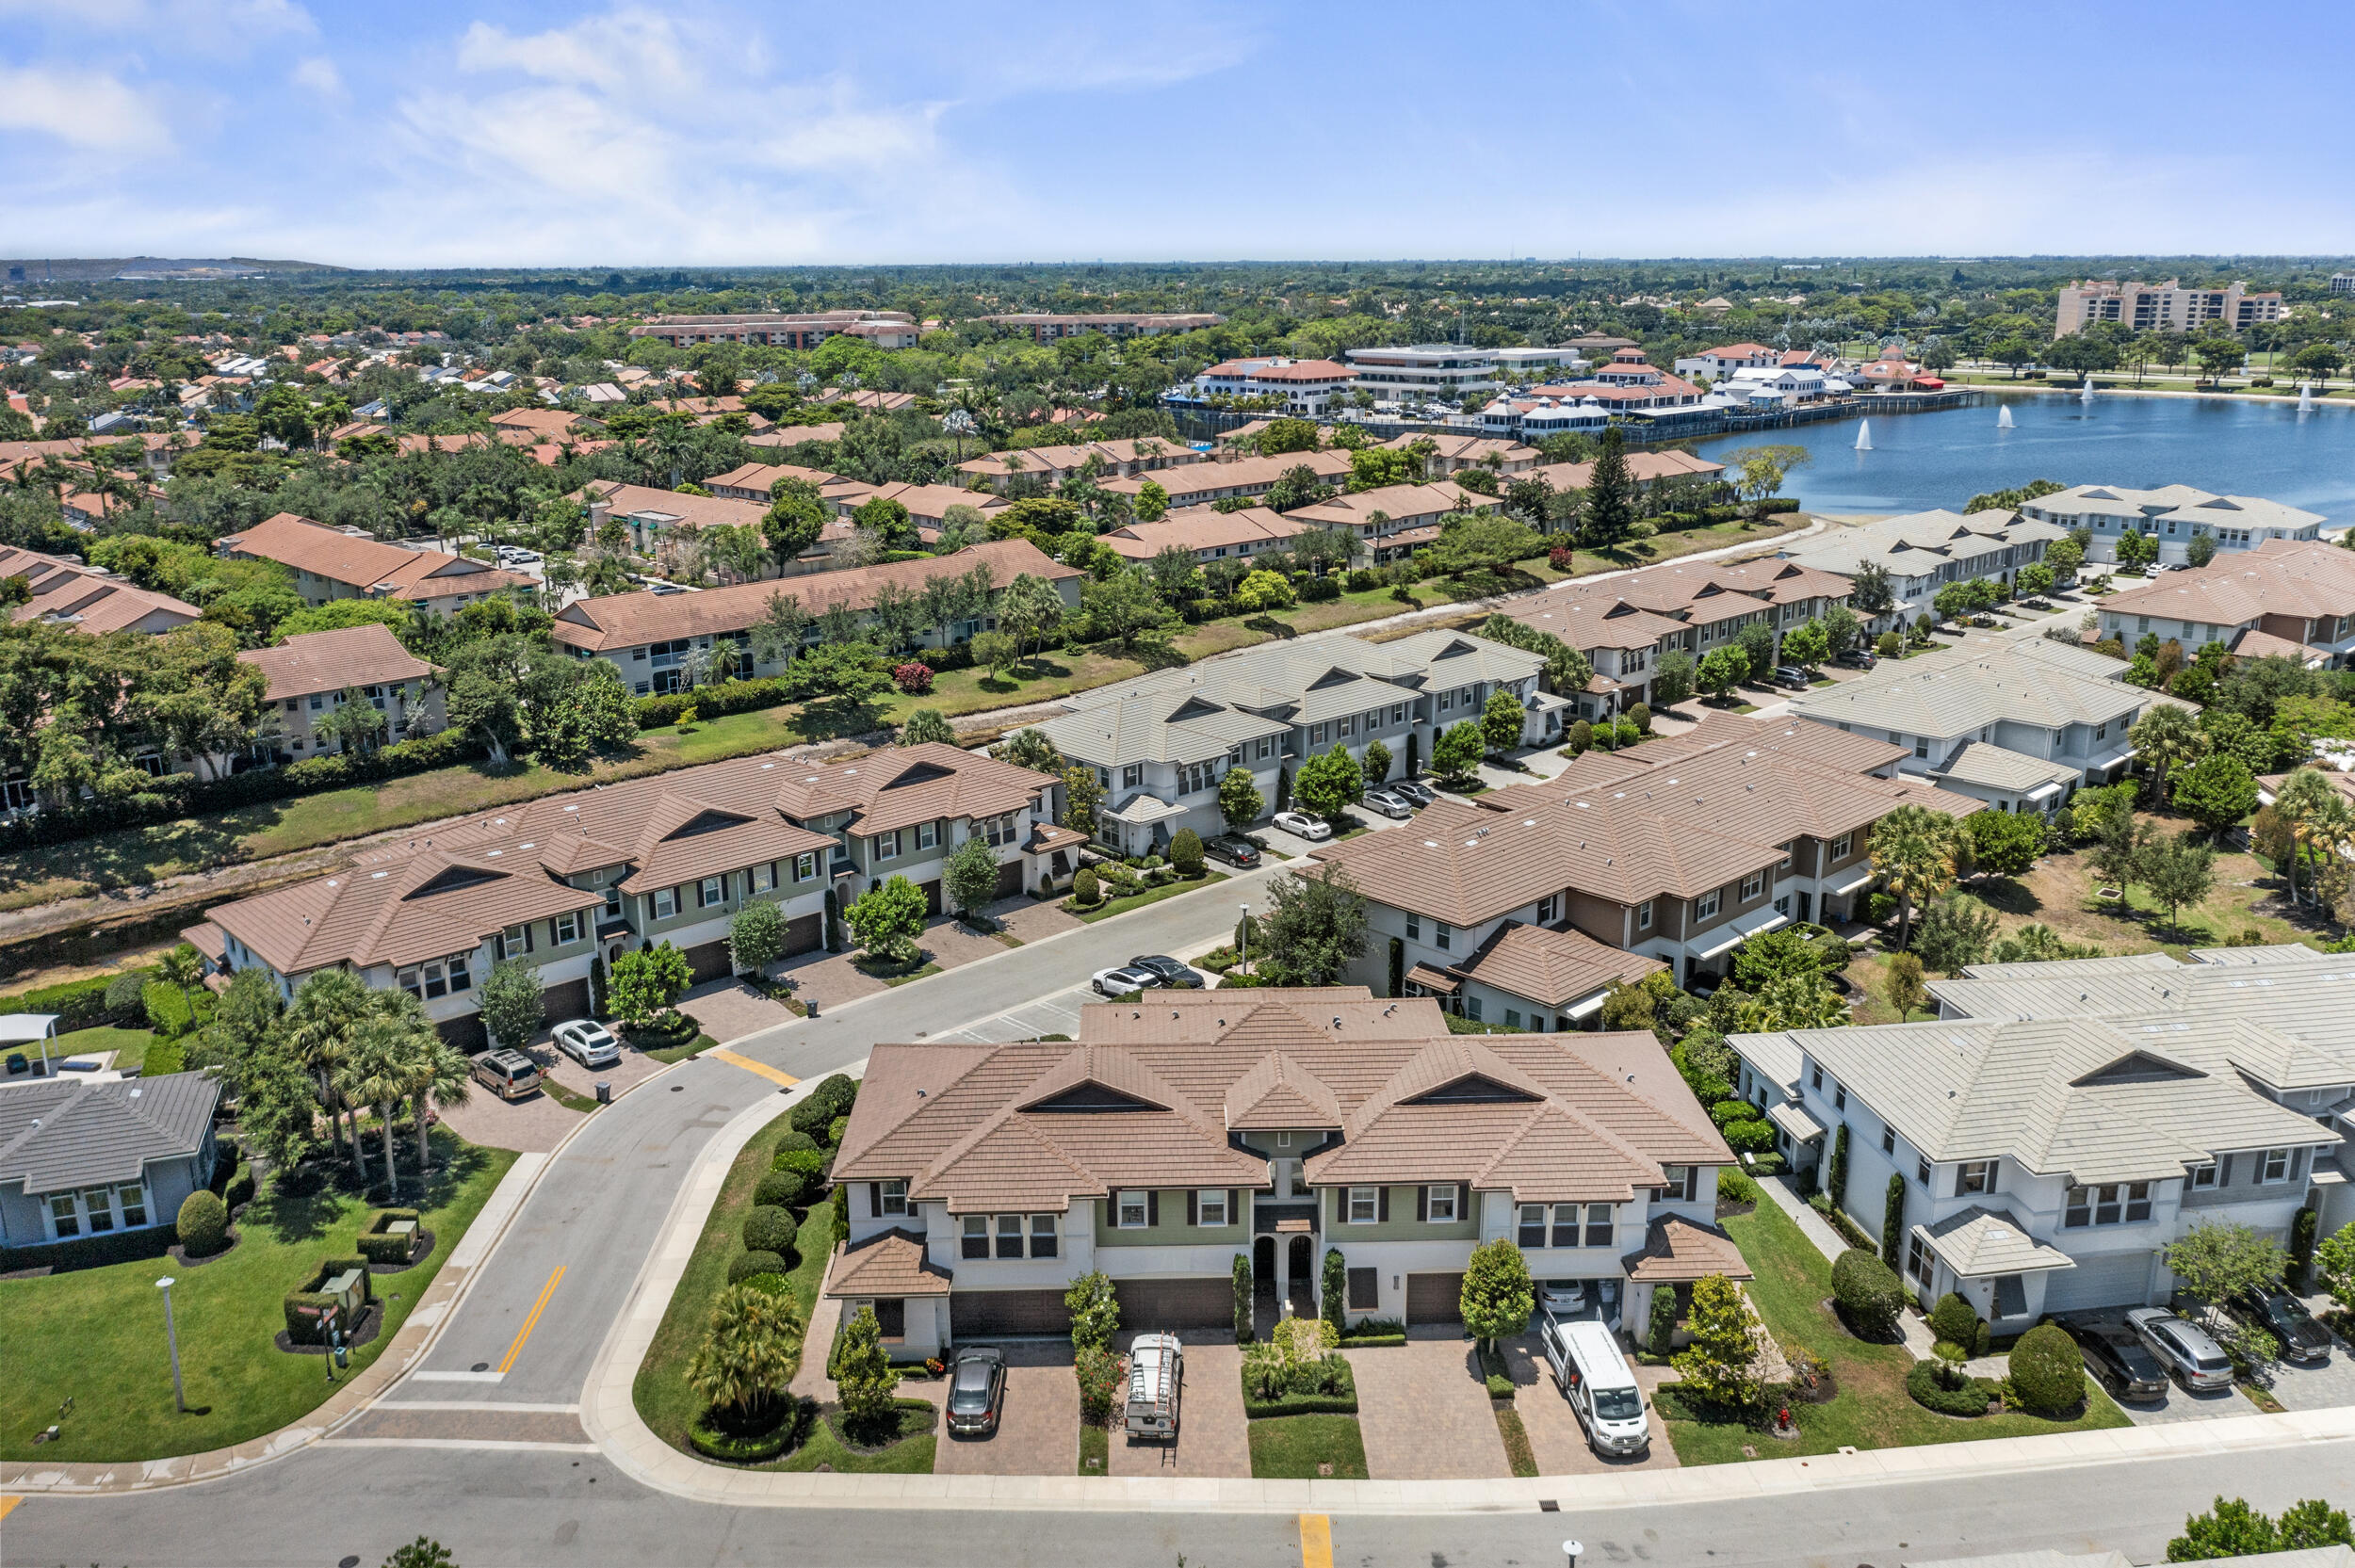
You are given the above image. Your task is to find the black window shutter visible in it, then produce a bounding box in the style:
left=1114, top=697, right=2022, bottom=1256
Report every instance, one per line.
left=867, top=1183, right=880, bottom=1219
left=1146, top=1190, right=1160, bottom=1226
left=526, top=922, right=536, bottom=953
left=1987, top=1158, right=1998, bottom=1189
left=1415, top=1186, right=1428, bottom=1222
left=2218, top=1154, right=2233, bottom=1186
left=1186, top=1191, right=1198, bottom=1226
left=1228, top=1188, right=1239, bottom=1225
left=1454, top=1182, right=1466, bottom=1215
left=1377, top=1186, right=1390, bottom=1222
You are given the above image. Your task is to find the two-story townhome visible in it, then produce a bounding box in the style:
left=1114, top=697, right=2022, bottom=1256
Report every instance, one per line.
left=217, top=513, right=535, bottom=619
left=825, top=988, right=1737, bottom=1358
left=236, top=623, right=445, bottom=764
left=1373, top=432, right=1540, bottom=477
left=1313, top=713, right=1975, bottom=995
left=187, top=742, right=1067, bottom=1048
left=2019, top=484, right=2324, bottom=568
left=700, top=461, right=869, bottom=508
left=0, top=544, right=199, bottom=636
left=549, top=541, right=1081, bottom=696
left=1285, top=482, right=1502, bottom=566
left=2094, top=539, right=2355, bottom=668
left=1097, top=505, right=1307, bottom=566
left=1730, top=946, right=2354, bottom=1330
left=956, top=437, right=1207, bottom=494
left=1503, top=558, right=1853, bottom=720
left=1778, top=509, right=2068, bottom=629
left=1100, top=448, right=1355, bottom=511
left=1031, top=630, right=1546, bottom=856
left=1785, top=638, right=2153, bottom=813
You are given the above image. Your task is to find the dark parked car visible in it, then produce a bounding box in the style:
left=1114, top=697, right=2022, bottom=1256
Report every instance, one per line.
left=1205, top=834, right=1261, bottom=868
left=1771, top=665, right=1812, bottom=690
left=1836, top=648, right=1876, bottom=669
left=2236, top=1287, right=2333, bottom=1364
left=946, top=1346, right=1006, bottom=1436
left=2063, top=1318, right=2168, bottom=1400
left=1129, top=955, right=1206, bottom=989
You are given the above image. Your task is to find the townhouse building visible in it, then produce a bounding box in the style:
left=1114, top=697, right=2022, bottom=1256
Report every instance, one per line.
left=1097, top=506, right=1307, bottom=566
left=1502, top=557, right=1851, bottom=720
left=1730, top=944, right=2355, bottom=1329
left=217, top=513, right=534, bottom=620
left=1672, top=343, right=1780, bottom=381
left=1518, top=448, right=1728, bottom=516
left=826, top=481, right=1007, bottom=537
left=1376, top=432, right=1539, bottom=477
left=188, top=742, right=1068, bottom=1049
left=2092, top=538, right=2355, bottom=667
left=701, top=461, right=868, bottom=508
left=2018, top=484, right=2324, bottom=568
left=1342, top=345, right=1501, bottom=407
left=827, top=987, right=1736, bottom=1353
left=1100, top=448, right=1354, bottom=511
left=1187, top=358, right=1356, bottom=415
left=0, top=544, right=198, bottom=635
left=1784, top=638, right=2152, bottom=813
left=578, top=481, right=775, bottom=558
left=2054, top=279, right=2284, bottom=337
left=1031, top=629, right=1545, bottom=857
left=955, top=437, right=1205, bottom=494
left=549, top=541, right=1082, bottom=696
left=237, top=624, right=445, bottom=763
left=980, top=313, right=1224, bottom=342
left=1312, top=713, right=1974, bottom=996
left=1778, top=508, right=2067, bottom=626
left=626, top=311, right=918, bottom=349
left=1286, top=481, right=1502, bottom=566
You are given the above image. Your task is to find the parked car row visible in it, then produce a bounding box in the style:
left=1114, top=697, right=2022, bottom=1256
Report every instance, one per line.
left=1092, top=954, right=1208, bottom=996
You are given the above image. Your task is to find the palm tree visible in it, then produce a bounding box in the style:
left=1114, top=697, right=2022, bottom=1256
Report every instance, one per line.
left=156, top=945, right=203, bottom=1035
left=2273, top=768, right=2341, bottom=906
left=2129, top=705, right=2205, bottom=811
left=1871, top=804, right=1958, bottom=951
left=410, top=1034, right=471, bottom=1191
left=685, top=1284, right=805, bottom=1425
left=288, top=968, right=374, bottom=1177
left=341, top=994, right=437, bottom=1204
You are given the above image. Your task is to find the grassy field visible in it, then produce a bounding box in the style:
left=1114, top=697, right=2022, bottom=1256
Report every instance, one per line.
left=49, top=1024, right=157, bottom=1071
left=1246, top=1413, right=1371, bottom=1479
left=1655, top=1201, right=2128, bottom=1464
left=0, top=1129, right=515, bottom=1462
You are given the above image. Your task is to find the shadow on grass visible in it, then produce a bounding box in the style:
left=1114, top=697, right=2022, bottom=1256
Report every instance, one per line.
left=1973, top=879, right=2043, bottom=918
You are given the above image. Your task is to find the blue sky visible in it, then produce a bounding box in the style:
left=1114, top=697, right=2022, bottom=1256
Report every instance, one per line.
left=3, top=0, right=2351, bottom=267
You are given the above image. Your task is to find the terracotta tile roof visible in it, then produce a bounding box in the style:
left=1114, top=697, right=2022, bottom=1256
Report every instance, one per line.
left=957, top=437, right=1202, bottom=478
left=1446, top=921, right=1667, bottom=1010
left=1288, top=482, right=1499, bottom=531
left=1099, top=449, right=1353, bottom=506
left=766, top=741, right=1055, bottom=840
left=825, top=1227, right=951, bottom=1297
left=0, top=545, right=199, bottom=635
left=238, top=624, right=436, bottom=703
left=219, top=513, right=533, bottom=603
left=577, top=481, right=771, bottom=532
left=743, top=422, right=848, bottom=449
left=1100, top=505, right=1305, bottom=559
left=836, top=989, right=1729, bottom=1212
left=2100, top=538, right=2355, bottom=628
left=1622, top=1215, right=1751, bottom=1283
left=1524, top=449, right=1724, bottom=491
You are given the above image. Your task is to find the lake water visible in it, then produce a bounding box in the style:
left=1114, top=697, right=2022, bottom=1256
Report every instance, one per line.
left=1691, top=393, right=2355, bottom=522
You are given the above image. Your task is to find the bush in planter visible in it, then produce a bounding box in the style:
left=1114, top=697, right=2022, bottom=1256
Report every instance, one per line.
left=2005, top=1322, right=2086, bottom=1414
left=1073, top=867, right=1100, bottom=907
left=1647, top=1284, right=1678, bottom=1357
left=177, top=1189, right=229, bottom=1256
left=742, top=1204, right=797, bottom=1255
left=1928, top=1292, right=1980, bottom=1353
left=1907, top=1356, right=1991, bottom=1416
left=728, top=1249, right=791, bottom=1285
left=1074, top=1344, right=1121, bottom=1425
left=755, top=1169, right=807, bottom=1209
left=1830, top=1248, right=1905, bottom=1338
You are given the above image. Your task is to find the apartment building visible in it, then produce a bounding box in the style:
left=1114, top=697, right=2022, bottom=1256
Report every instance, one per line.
left=700, top=461, right=869, bottom=508
left=1342, top=345, right=1500, bottom=406
left=1784, top=638, right=2152, bottom=812
left=1031, top=629, right=1545, bottom=856
left=2054, top=279, right=2285, bottom=337
left=0, top=544, right=198, bottom=635
left=1778, top=508, right=2067, bottom=625
left=1502, top=557, right=1851, bottom=719
left=577, top=481, right=772, bottom=559
left=1672, top=343, right=1780, bottom=380
left=1486, top=346, right=1589, bottom=380
left=218, top=513, right=533, bottom=620
left=1311, top=713, right=1973, bottom=994
left=1097, top=505, right=1307, bottom=566
left=1520, top=447, right=1730, bottom=508
left=1377, top=432, right=1540, bottom=477
left=626, top=311, right=918, bottom=349
left=238, top=624, right=444, bottom=762
left=1475, top=396, right=1616, bottom=442
left=2018, top=483, right=2324, bottom=567
left=955, top=437, right=1205, bottom=494
left=1099, top=448, right=1354, bottom=511
left=1286, top=481, right=1503, bottom=565
left=2094, top=538, right=2355, bottom=666
left=828, top=987, right=1735, bottom=1350
left=549, top=541, right=1081, bottom=695
left=189, top=742, right=1067, bottom=1049
left=979, top=313, right=1224, bottom=342
left=1730, top=945, right=2355, bottom=1326
left=1188, top=358, right=1357, bottom=415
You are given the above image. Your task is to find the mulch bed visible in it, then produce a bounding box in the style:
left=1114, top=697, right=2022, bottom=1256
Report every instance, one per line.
left=167, top=1230, right=242, bottom=1268
left=273, top=1299, right=384, bottom=1356
left=365, top=1231, right=436, bottom=1275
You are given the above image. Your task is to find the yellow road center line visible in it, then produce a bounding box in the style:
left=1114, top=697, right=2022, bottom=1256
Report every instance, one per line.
left=497, top=1267, right=565, bottom=1376
left=0, top=1495, right=24, bottom=1522
left=1298, top=1512, right=1333, bottom=1568
left=708, top=1048, right=800, bottom=1089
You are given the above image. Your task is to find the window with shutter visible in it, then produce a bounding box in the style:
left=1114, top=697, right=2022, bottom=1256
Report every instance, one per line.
left=1146, top=1190, right=1161, bottom=1226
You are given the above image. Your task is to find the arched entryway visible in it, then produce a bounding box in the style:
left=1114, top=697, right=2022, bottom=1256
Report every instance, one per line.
left=1287, top=1233, right=1315, bottom=1318
left=1252, top=1234, right=1278, bottom=1337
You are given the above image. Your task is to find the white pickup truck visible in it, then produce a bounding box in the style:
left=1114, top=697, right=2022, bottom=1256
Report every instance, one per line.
left=1123, top=1333, right=1184, bottom=1440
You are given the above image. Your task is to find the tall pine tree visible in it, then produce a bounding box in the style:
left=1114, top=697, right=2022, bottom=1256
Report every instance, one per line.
left=1580, top=426, right=1636, bottom=551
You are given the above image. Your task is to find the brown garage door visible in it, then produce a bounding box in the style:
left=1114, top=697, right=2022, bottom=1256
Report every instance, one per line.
left=950, top=1288, right=1071, bottom=1338
left=1114, top=1276, right=1235, bottom=1331
left=918, top=879, right=942, bottom=916
left=437, top=1012, right=488, bottom=1053
left=538, top=978, right=591, bottom=1026
left=995, top=858, right=1026, bottom=899
left=682, top=939, right=732, bottom=985
left=1405, top=1272, right=1465, bottom=1326
left=783, top=913, right=822, bottom=957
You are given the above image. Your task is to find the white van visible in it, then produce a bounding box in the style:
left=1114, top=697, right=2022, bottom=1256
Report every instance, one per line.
left=1124, top=1333, right=1183, bottom=1439
left=1541, top=1314, right=1649, bottom=1456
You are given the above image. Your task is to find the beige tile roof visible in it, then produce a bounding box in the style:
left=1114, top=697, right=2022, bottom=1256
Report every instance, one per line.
left=1100, top=449, right=1353, bottom=506
left=1099, top=506, right=1306, bottom=559
left=957, top=437, right=1202, bottom=478
left=1917, top=1206, right=2075, bottom=1278
left=1447, top=921, right=1668, bottom=1010
left=828, top=481, right=1008, bottom=525
left=1622, top=1215, right=1752, bottom=1283
left=743, top=422, right=848, bottom=449
left=238, top=624, right=436, bottom=703
left=836, top=989, right=1730, bottom=1211
left=2101, top=539, right=2355, bottom=629
left=825, top=1227, right=951, bottom=1298
left=0, top=545, right=199, bottom=634
left=1785, top=637, right=2149, bottom=740
left=1288, top=482, right=1499, bottom=531
left=220, top=513, right=533, bottom=602
left=577, top=480, right=771, bottom=532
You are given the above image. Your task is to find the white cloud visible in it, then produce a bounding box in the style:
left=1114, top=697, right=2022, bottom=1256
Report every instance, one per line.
left=0, top=0, right=315, bottom=50
left=290, top=54, right=340, bottom=97
left=454, top=9, right=690, bottom=92
left=0, top=64, right=171, bottom=150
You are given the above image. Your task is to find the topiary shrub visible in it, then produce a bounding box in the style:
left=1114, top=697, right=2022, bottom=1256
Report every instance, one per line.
left=1646, top=1284, right=1678, bottom=1357
left=728, top=1249, right=789, bottom=1285
left=1566, top=719, right=1592, bottom=755
left=1830, top=1248, right=1905, bottom=1339
left=2006, top=1322, right=2086, bottom=1414
left=1169, top=828, right=1204, bottom=878
left=775, top=1129, right=819, bottom=1155
left=176, top=1189, right=228, bottom=1257
left=742, top=1204, right=797, bottom=1255
left=1928, top=1292, right=1980, bottom=1353
left=1626, top=702, right=1651, bottom=735
left=1709, top=1100, right=1762, bottom=1128
left=1907, top=1357, right=1992, bottom=1416
left=755, top=1169, right=807, bottom=1210
left=1073, top=866, right=1100, bottom=907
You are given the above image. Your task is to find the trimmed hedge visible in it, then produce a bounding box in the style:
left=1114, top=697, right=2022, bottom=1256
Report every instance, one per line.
left=754, top=1169, right=807, bottom=1210
left=689, top=1400, right=802, bottom=1463
left=282, top=1255, right=373, bottom=1343
left=356, top=1208, right=421, bottom=1265
left=634, top=674, right=795, bottom=730
left=1242, top=1391, right=1361, bottom=1418
left=727, top=1249, right=790, bottom=1285
left=1907, top=1358, right=1994, bottom=1416
left=741, top=1204, right=797, bottom=1255
left=0, top=972, right=122, bottom=1033
left=1830, top=1248, right=1906, bottom=1339
left=1928, top=1292, right=1978, bottom=1350
left=223, top=1160, right=256, bottom=1212
left=176, top=1190, right=229, bottom=1256
left=774, top=1129, right=819, bottom=1155
left=2006, top=1322, right=2086, bottom=1414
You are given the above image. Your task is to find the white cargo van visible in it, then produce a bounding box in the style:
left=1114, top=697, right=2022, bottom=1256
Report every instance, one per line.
left=1541, top=1314, right=1649, bottom=1456
left=1124, top=1333, right=1184, bottom=1439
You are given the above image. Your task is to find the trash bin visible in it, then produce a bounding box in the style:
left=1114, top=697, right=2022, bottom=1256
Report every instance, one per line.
left=594, top=1080, right=611, bottom=1105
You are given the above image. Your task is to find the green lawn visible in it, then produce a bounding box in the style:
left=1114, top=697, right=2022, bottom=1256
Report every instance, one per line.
left=1065, top=870, right=1228, bottom=924
left=50, top=1025, right=156, bottom=1072
left=1246, top=1413, right=1370, bottom=1479
left=1655, top=1201, right=2129, bottom=1464
left=774, top=1398, right=937, bottom=1473
left=632, top=1106, right=839, bottom=1460
left=0, top=1129, right=515, bottom=1462
left=1078, top=1421, right=1109, bottom=1475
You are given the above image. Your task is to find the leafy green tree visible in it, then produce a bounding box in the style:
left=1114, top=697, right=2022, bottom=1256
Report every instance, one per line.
left=610, top=942, right=693, bottom=1026
left=1696, top=646, right=1746, bottom=702
left=1431, top=719, right=1485, bottom=784
left=2169, top=1497, right=2280, bottom=1561
left=1259, top=867, right=1369, bottom=986
left=2163, top=1221, right=2285, bottom=1334
left=2316, top=1220, right=2355, bottom=1317
left=2139, top=831, right=2217, bottom=932
left=1651, top=648, right=1697, bottom=708
left=1061, top=763, right=1104, bottom=836
left=1219, top=765, right=1264, bottom=831
left=1232, top=568, right=1295, bottom=612
left=1885, top=951, right=1928, bottom=1017
left=970, top=629, right=1019, bottom=682
left=1256, top=417, right=1321, bottom=457
left=1671, top=1274, right=1762, bottom=1409
left=2275, top=1499, right=2355, bottom=1552
left=1293, top=745, right=1364, bottom=821
left=1781, top=619, right=1830, bottom=668
left=1458, top=1237, right=1535, bottom=1352
left=943, top=834, right=1000, bottom=923
left=994, top=727, right=1062, bottom=774
left=995, top=572, right=1066, bottom=658
left=1912, top=893, right=1998, bottom=975
left=833, top=1305, right=897, bottom=1437
left=763, top=477, right=831, bottom=570
left=1847, top=561, right=1895, bottom=619
left=729, top=900, right=786, bottom=976
left=847, top=875, right=929, bottom=963
left=1966, top=809, right=2047, bottom=878
left=2172, top=752, right=2259, bottom=833
left=1360, top=737, right=1392, bottom=785
left=1064, top=1269, right=1120, bottom=1352
left=1145, top=543, right=1202, bottom=608
left=1579, top=426, right=1637, bottom=550
left=2118, top=528, right=2160, bottom=572
left=1734, top=620, right=1777, bottom=677
left=2184, top=533, right=2217, bottom=568
left=2045, top=533, right=2087, bottom=580
left=1169, top=827, right=1205, bottom=877
left=1480, top=687, right=1525, bottom=756
left=1735, top=969, right=1850, bottom=1031
left=1132, top=479, right=1169, bottom=522
left=1080, top=570, right=1176, bottom=650
left=778, top=642, right=889, bottom=729
left=478, top=958, right=545, bottom=1052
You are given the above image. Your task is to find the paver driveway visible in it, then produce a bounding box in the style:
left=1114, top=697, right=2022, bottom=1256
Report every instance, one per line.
left=1107, top=1334, right=1250, bottom=1479
left=1346, top=1328, right=1506, bottom=1479
left=1499, top=1332, right=1680, bottom=1476
left=931, top=1341, right=1078, bottom=1476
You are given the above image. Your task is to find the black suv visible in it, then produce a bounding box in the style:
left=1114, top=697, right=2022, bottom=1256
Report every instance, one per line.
left=2236, top=1287, right=2334, bottom=1364
left=2063, top=1319, right=2168, bottom=1400
left=1129, top=955, right=1206, bottom=988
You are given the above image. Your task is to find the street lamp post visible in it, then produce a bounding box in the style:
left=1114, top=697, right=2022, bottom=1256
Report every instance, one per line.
left=1563, top=1542, right=1584, bottom=1568
left=1239, top=904, right=1250, bottom=971
left=154, top=1276, right=187, bottom=1413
